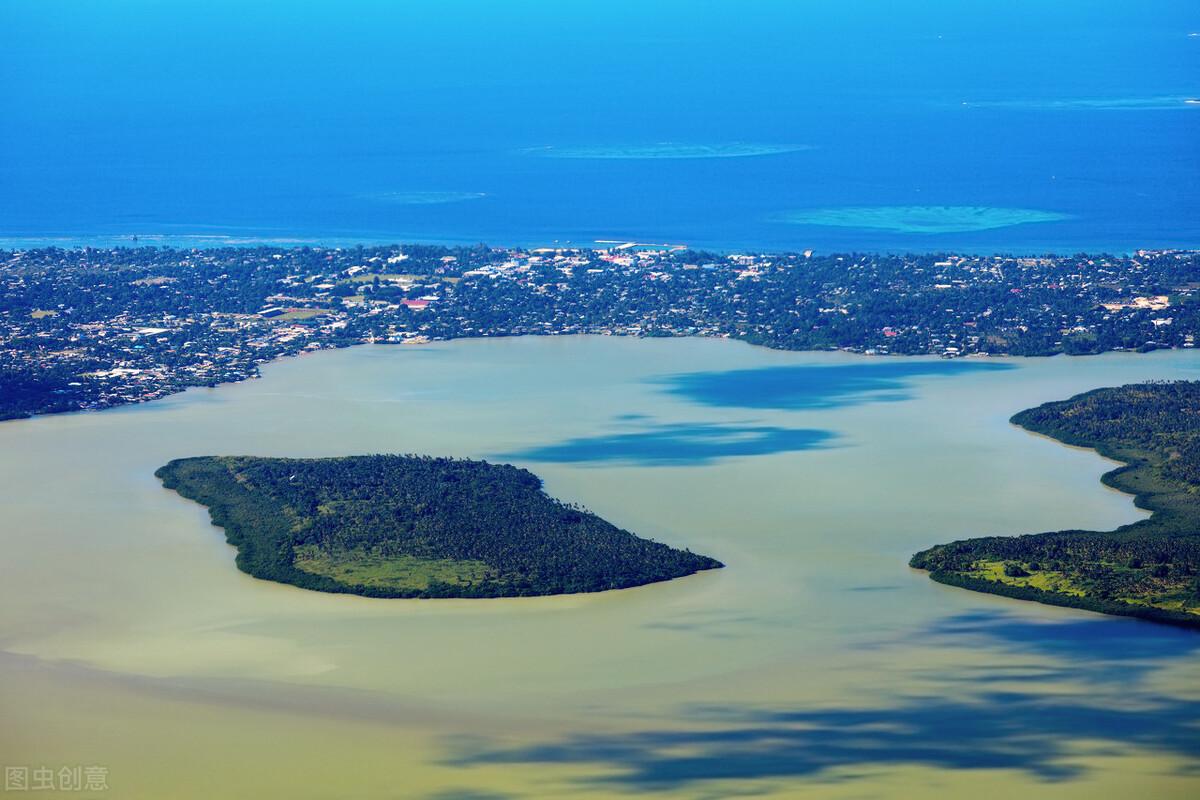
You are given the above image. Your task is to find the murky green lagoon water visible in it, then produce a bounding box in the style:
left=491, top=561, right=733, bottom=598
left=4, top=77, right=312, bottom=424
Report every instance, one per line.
left=2, top=337, right=1198, bottom=798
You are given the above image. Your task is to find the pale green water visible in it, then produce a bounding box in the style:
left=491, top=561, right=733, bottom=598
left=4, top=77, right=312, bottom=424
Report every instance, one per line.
left=1, top=337, right=1198, bottom=799
left=778, top=206, right=1072, bottom=234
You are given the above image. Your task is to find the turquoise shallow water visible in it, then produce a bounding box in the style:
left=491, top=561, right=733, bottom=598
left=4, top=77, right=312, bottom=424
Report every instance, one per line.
left=1, top=0, right=1197, bottom=252
left=1, top=337, right=1198, bottom=797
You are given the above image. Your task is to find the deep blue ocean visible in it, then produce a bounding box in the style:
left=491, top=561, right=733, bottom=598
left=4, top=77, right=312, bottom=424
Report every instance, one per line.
left=2, top=0, right=1197, bottom=253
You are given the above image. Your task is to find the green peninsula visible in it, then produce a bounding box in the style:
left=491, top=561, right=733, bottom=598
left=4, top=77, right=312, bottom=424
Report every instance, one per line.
left=912, top=381, right=1200, bottom=628
left=157, top=455, right=722, bottom=598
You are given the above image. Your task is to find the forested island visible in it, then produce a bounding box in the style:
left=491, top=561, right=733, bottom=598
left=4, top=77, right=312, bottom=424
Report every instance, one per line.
left=3, top=244, right=1199, bottom=420
left=911, top=381, right=1200, bottom=628
left=156, top=454, right=721, bottom=598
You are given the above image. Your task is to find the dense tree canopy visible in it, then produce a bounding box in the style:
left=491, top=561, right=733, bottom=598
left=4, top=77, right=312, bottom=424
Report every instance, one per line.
left=912, top=381, right=1200, bottom=628
left=157, top=454, right=721, bottom=598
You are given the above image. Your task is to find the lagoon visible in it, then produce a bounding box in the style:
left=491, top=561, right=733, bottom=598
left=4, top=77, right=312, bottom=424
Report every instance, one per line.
left=2, top=336, right=1199, bottom=798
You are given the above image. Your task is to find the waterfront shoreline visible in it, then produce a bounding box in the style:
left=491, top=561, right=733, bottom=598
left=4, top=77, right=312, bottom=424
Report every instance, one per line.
left=5, top=244, right=1199, bottom=422
left=912, top=382, right=1200, bottom=629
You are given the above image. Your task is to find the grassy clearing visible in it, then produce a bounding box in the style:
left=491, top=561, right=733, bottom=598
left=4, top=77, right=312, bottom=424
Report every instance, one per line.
left=274, top=308, right=326, bottom=321
left=293, top=546, right=494, bottom=591
left=970, top=560, right=1087, bottom=597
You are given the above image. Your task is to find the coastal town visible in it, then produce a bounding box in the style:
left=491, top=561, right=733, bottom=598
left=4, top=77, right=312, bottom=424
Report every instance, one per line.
left=2, top=243, right=1199, bottom=420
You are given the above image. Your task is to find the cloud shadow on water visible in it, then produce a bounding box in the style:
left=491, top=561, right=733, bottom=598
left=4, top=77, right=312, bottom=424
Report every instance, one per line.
left=500, top=423, right=835, bottom=466
left=423, top=791, right=518, bottom=800
left=923, top=610, right=1200, bottom=661
left=447, top=612, right=1200, bottom=790
left=447, top=691, right=1200, bottom=789
left=657, top=361, right=1016, bottom=410
left=910, top=610, right=1200, bottom=685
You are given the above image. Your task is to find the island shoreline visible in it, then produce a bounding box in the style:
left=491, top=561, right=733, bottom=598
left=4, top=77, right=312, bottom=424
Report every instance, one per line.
left=912, top=383, right=1200, bottom=630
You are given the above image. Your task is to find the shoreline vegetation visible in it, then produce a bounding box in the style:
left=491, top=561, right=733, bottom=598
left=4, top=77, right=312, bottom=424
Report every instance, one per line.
left=156, top=455, right=722, bottom=598
left=911, top=381, right=1200, bottom=629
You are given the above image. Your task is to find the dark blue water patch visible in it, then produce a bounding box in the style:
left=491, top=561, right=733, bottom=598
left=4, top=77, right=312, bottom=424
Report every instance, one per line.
left=447, top=689, right=1200, bottom=789
left=500, top=423, right=835, bottom=466
left=423, top=791, right=518, bottom=800
left=449, top=609, right=1200, bottom=789
left=854, top=610, right=1200, bottom=693
left=918, top=611, right=1200, bottom=682
left=657, top=361, right=1016, bottom=411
